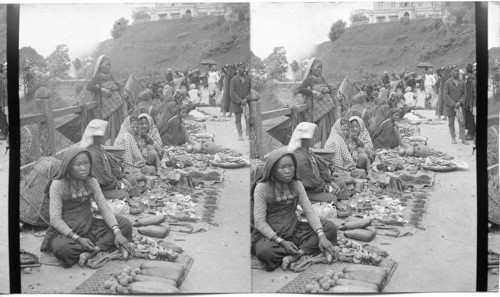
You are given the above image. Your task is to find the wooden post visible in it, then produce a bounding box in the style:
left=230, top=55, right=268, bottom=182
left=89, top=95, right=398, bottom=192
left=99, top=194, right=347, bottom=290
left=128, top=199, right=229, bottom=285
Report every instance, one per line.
left=249, top=92, right=263, bottom=160
left=35, top=87, right=55, bottom=156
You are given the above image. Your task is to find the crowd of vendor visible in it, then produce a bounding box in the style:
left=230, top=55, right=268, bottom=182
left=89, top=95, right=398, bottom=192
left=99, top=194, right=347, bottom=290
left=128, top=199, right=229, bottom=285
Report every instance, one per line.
left=251, top=57, right=477, bottom=271
left=40, top=55, right=251, bottom=268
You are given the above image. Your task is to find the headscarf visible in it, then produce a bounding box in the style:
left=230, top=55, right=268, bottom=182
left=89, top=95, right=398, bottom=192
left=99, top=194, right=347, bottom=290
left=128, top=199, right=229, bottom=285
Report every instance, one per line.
left=287, top=122, right=317, bottom=153
left=54, top=146, right=93, bottom=181
left=324, top=119, right=355, bottom=171
left=114, top=116, right=146, bottom=169
left=349, top=116, right=373, bottom=152
left=80, top=120, right=108, bottom=149
left=303, top=57, right=320, bottom=80
left=253, top=148, right=298, bottom=189
left=138, top=113, right=163, bottom=148
left=92, top=55, right=110, bottom=78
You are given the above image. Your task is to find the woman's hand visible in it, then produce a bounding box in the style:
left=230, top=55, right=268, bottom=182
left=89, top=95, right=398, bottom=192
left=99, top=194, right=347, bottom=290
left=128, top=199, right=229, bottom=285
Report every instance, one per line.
left=280, top=240, right=300, bottom=255
left=318, top=236, right=335, bottom=257
left=76, top=237, right=97, bottom=252
left=114, top=232, right=130, bottom=254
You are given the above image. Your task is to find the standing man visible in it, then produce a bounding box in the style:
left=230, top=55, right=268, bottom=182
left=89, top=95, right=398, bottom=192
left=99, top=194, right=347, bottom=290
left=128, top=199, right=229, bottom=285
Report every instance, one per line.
left=424, top=68, right=436, bottom=109
left=443, top=67, right=468, bottom=145
left=464, top=63, right=476, bottom=141
left=0, top=62, right=8, bottom=140
left=207, top=65, right=220, bottom=107
left=230, top=63, right=251, bottom=141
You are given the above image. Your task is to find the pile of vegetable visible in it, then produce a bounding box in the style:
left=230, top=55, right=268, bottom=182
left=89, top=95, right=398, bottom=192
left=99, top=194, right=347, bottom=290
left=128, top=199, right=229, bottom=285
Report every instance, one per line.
left=304, top=264, right=388, bottom=293
left=104, top=261, right=185, bottom=293
left=333, top=238, right=383, bottom=265
left=339, top=219, right=378, bottom=244
left=132, top=215, right=171, bottom=239
left=129, top=234, right=179, bottom=261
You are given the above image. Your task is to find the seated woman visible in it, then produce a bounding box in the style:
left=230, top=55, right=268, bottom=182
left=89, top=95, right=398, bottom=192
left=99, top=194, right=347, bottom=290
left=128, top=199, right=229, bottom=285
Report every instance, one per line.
left=288, top=122, right=347, bottom=206
left=251, top=148, right=337, bottom=271
left=156, top=90, right=182, bottom=124
left=345, top=93, right=371, bottom=129
left=80, top=119, right=139, bottom=203
left=114, top=116, right=158, bottom=175
left=159, top=105, right=191, bottom=146
left=137, top=113, right=164, bottom=167
left=347, top=116, right=374, bottom=176
left=324, top=118, right=356, bottom=174
left=40, top=146, right=132, bottom=268
left=370, top=107, right=404, bottom=149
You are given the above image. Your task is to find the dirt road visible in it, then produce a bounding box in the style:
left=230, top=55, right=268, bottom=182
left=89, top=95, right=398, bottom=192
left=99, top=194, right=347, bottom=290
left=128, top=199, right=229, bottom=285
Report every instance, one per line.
left=20, top=107, right=251, bottom=293
left=252, top=110, right=477, bottom=292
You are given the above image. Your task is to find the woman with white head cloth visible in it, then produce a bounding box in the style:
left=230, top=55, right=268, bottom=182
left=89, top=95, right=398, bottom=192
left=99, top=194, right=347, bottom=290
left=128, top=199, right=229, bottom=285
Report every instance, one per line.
left=86, top=55, right=127, bottom=144
left=80, top=119, right=138, bottom=203
left=288, top=122, right=349, bottom=208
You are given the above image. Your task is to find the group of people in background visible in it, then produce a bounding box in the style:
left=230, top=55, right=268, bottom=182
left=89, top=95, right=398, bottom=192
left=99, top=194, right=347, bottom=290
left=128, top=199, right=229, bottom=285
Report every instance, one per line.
left=251, top=59, right=477, bottom=271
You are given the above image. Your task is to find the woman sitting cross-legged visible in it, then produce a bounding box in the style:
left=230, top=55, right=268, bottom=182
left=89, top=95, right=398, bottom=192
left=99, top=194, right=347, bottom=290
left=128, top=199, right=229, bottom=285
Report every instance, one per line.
left=288, top=122, right=348, bottom=208
left=158, top=105, right=192, bottom=146
left=114, top=115, right=160, bottom=175
left=251, top=148, right=337, bottom=271
left=40, top=146, right=132, bottom=268
left=80, top=119, right=139, bottom=204
left=347, top=116, right=375, bottom=178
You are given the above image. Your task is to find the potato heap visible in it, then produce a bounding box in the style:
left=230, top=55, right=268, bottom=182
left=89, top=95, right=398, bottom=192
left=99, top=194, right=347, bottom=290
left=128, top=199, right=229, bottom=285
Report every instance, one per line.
left=103, top=266, right=139, bottom=293
left=305, top=270, right=342, bottom=293
left=334, top=239, right=383, bottom=265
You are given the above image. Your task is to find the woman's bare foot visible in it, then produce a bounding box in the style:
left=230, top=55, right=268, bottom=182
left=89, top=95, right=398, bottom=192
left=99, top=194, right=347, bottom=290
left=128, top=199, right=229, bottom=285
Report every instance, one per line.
left=78, top=252, right=90, bottom=267
left=281, top=249, right=305, bottom=271
left=78, top=248, right=101, bottom=267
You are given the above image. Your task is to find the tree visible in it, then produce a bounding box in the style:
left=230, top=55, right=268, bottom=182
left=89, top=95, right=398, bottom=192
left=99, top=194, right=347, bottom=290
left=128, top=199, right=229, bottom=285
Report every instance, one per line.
left=45, top=44, right=71, bottom=79
left=444, top=2, right=474, bottom=25
left=226, top=3, right=249, bottom=22
left=349, top=11, right=369, bottom=24
left=263, top=46, right=288, bottom=81
left=19, top=46, right=48, bottom=98
left=328, top=20, right=347, bottom=43
left=249, top=51, right=267, bottom=91
left=73, top=58, right=82, bottom=79
left=110, top=17, right=129, bottom=39
left=290, top=60, right=300, bottom=73
left=132, top=8, right=151, bottom=23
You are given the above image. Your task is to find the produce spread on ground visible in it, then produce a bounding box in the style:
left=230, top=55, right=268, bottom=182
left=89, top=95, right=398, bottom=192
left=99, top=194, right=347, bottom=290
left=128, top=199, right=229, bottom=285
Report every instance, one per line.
left=252, top=114, right=470, bottom=293
left=19, top=115, right=250, bottom=293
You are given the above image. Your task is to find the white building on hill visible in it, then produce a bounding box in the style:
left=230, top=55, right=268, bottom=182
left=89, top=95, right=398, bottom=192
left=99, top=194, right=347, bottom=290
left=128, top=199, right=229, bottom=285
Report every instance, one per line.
left=150, top=3, right=227, bottom=21
left=371, top=2, right=447, bottom=23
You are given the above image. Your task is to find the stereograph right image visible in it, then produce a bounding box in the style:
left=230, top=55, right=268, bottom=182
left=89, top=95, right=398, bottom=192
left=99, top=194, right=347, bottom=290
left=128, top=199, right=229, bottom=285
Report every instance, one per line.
left=249, top=2, right=480, bottom=293
left=488, top=1, right=500, bottom=293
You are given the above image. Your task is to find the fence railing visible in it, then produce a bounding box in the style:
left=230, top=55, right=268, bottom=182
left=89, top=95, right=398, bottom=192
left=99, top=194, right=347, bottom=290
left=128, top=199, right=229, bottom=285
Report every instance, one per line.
left=248, top=95, right=308, bottom=159
left=21, top=87, right=97, bottom=158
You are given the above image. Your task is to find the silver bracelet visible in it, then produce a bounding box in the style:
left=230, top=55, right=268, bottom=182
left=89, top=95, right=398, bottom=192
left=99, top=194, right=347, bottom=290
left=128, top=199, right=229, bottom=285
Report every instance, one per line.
left=275, top=237, right=284, bottom=244
left=72, top=234, right=80, bottom=241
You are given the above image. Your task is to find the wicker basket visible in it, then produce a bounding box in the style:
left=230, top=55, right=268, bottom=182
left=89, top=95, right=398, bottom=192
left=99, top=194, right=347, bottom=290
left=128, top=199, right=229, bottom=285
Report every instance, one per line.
left=20, top=157, right=61, bottom=226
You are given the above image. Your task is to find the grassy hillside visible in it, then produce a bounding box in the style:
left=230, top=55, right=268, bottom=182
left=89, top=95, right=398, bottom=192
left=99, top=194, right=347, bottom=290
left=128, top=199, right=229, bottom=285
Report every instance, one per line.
left=92, top=15, right=250, bottom=80
left=315, top=18, right=476, bottom=80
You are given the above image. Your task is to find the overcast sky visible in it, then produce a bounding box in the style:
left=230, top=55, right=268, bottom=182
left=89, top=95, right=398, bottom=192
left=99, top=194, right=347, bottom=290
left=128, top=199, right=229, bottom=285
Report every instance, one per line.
left=489, top=1, right=500, bottom=49
left=19, top=3, right=152, bottom=60
left=251, top=2, right=369, bottom=63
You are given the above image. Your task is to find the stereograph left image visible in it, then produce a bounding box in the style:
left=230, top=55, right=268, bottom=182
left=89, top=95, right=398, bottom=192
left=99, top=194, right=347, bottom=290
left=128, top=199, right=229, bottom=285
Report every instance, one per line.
left=0, top=3, right=9, bottom=294
left=18, top=3, right=251, bottom=293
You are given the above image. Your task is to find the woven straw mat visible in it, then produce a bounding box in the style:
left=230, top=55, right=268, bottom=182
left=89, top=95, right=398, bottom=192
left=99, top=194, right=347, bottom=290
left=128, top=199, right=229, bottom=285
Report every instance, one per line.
left=71, top=254, right=194, bottom=293
left=277, top=257, right=398, bottom=293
